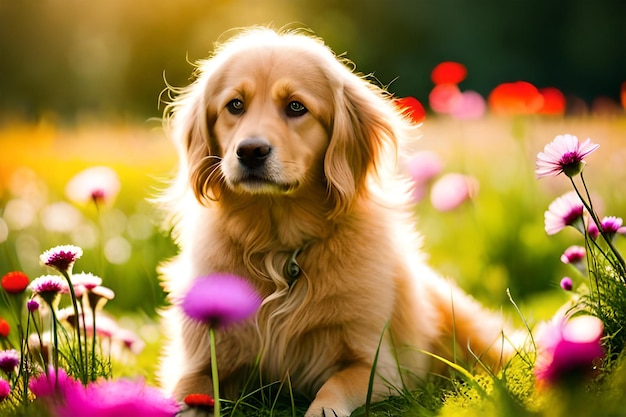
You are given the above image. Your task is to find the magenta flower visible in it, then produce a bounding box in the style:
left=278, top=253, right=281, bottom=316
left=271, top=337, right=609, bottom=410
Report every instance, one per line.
left=536, top=134, right=600, bottom=178
left=29, top=275, right=68, bottom=306
left=560, top=245, right=586, bottom=264
left=65, top=166, right=121, bottom=207
left=429, top=173, right=479, bottom=212
left=0, top=378, right=9, bottom=401
left=0, top=349, right=19, bottom=374
left=534, top=315, right=604, bottom=386
left=544, top=192, right=585, bottom=235
left=40, top=245, right=83, bottom=274
left=27, top=299, right=40, bottom=312
left=31, top=367, right=179, bottom=417
left=182, top=274, right=262, bottom=328
left=559, top=277, right=573, bottom=291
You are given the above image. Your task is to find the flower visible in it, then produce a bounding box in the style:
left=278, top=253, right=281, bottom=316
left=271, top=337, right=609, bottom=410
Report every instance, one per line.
left=450, top=90, right=486, bottom=120
left=65, top=166, right=121, bottom=207
left=536, top=134, right=600, bottom=178
left=27, top=299, right=40, bottom=312
left=560, top=245, right=586, bottom=265
left=182, top=274, right=262, bottom=328
left=0, top=349, right=19, bottom=374
left=40, top=245, right=83, bottom=274
left=1, top=271, right=29, bottom=294
left=544, top=192, right=585, bottom=235
left=538, top=87, right=566, bottom=115
left=184, top=393, right=215, bottom=408
left=31, top=367, right=179, bottom=417
left=29, top=275, right=68, bottom=306
left=430, top=173, right=479, bottom=212
left=534, top=315, right=604, bottom=386
left=560, top=277, right=573, bottom=291
left=429, top=83, right=462, bottom=114
left=488, top=81, right=544, bottom=115
left=0, top=319, right=9, bottom=338
left=0, top=378, right=9, bottom=402
left=431, top=61, right=467, bottom=85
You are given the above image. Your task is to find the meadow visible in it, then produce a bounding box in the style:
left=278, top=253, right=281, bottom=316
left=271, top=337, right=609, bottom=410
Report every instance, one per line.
left=1, top=112, right=626, bottom=416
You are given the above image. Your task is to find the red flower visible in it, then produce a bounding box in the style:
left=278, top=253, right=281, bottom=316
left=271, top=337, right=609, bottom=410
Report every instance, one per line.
left=395, top=96, right=426, bottom=123
left=488, top=81, right=543, bottom=115
left=538, top=87, right=566, bottom=115
left=0, top=319, right=9, bottom=338
left=1, top=271, right=29, bottom=294
left=431, top=62, right=467, bottom=85
left=184, top=393, right=215, bottom=408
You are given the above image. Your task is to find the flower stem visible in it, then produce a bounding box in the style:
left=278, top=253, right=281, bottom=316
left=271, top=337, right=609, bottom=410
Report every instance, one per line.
left=60, top=270, right=85, bottom=383
left=570, top=176, right=626, bottom=273
left=209, top=327, right=221, bottom=417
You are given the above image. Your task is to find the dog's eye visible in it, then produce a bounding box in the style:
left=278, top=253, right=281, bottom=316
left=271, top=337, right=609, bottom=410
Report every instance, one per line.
left=286, top=101, right=308, bottom=117
left=226, top=99, right=245, bottom=115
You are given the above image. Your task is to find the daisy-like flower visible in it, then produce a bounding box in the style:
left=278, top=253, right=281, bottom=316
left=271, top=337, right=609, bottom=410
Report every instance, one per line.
left=29, top=275, right=68, bottom=307
left=1, top=271, right=29, bottom=294
left=536, top=134, right=600, bottom=178
left=0, top=378, right=9, bottom=402
left=65, top=166, right=121, bottom=207
left=73, top=272, right=115, bottom=311
left=544, top=191, right=585, bottom=235
left=560, top=245, right=586, bottom=264
left=534, top=315, right=604, bottom=386
left=182, top=274, right=262, bottom=329
left=0, top=349, right=19, bottom=374
left=40, top=245, right=83, bottom=274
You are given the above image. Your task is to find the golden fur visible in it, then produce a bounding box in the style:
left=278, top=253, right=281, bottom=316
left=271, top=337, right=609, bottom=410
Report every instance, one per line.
left=159, top=27, right=513, bottom=417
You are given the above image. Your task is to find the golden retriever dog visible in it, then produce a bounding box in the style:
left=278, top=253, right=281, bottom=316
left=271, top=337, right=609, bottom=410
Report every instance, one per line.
left=159, top=27, right=513, bottom=417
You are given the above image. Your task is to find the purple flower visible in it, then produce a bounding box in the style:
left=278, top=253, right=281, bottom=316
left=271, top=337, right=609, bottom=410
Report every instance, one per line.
left=559, top=277, right=573, bottom=291
left=182, top=274, right=262, bottom=329
left=0, top=349, right=19, bottom=374
left=544, top=192, right=585, bottom=235
left=536, top=134, right=600, bottom=178
left=27, top=299, right=40, bottom=312
left=31, top=367, right=179, bottom=417
left=534, top=315, right=604, bottom=386
left=560, top=245, right=586, bottom=264
left=40, top=245, right=83, bottom=274
left=29, top=275, right=68, bottom=306
left=0, top=378, right=9, bottom=402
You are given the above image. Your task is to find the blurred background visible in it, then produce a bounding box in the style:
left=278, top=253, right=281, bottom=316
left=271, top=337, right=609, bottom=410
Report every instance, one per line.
left=0, top=0, right=624, bottom=121
left=0, top=0, right=625, bottom=324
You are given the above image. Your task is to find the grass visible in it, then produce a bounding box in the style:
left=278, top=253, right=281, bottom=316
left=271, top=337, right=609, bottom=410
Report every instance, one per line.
left=1, top=114, right=626, bottom=415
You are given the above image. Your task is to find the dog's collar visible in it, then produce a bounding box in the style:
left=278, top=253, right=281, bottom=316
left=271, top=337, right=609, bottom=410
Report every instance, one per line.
left=284, top=241, right=313, bottom=284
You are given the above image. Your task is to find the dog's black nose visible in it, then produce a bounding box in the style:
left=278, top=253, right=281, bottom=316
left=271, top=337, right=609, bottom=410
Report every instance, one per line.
left=236, top=137, right=272, bottom=169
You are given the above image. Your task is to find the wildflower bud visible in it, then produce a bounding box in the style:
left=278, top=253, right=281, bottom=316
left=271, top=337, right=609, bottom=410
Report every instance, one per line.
left=560, top=277, right=573, bottom=291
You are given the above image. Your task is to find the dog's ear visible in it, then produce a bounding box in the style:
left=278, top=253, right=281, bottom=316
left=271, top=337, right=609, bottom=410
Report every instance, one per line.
left=325, top=76, right=399, bottom=217
left=166, top=72, right=222, bottom=205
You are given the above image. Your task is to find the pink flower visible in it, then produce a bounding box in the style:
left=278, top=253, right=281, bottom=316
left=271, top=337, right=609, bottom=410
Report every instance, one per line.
left=0, top=378, right=9, bottom=401
left=536, top=134, right=600, bottom=178
left=29, top=275, right=68, bottom=306
left=40, top=245, right=83, bottom=274
left=430, top=173, right=479, bottom=212
left=27, top=299, right=40, bottom=312
left=534, top=315, right=604, bottom=386
left=560, top=245, right=586, bottom=264
left=544, top=192, right=585, bottom=235
left=0, top=349, right=19, bottom=374
left=30, top=367, right=179, bottom=417
left=450, top=90, right=486, bottom=120
left=65, top=166, right=121, bottom=207
left=429, top=84, right=462, bottom=114
left=406, top=151, right=443, bottom=202
left=182, top=274, right=262, bottom=329
left=559, top=277, right=573, bottom=291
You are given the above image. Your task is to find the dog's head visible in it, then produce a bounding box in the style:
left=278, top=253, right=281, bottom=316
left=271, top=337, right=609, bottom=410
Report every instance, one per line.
left=166, top=28, right=413, bottom=217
